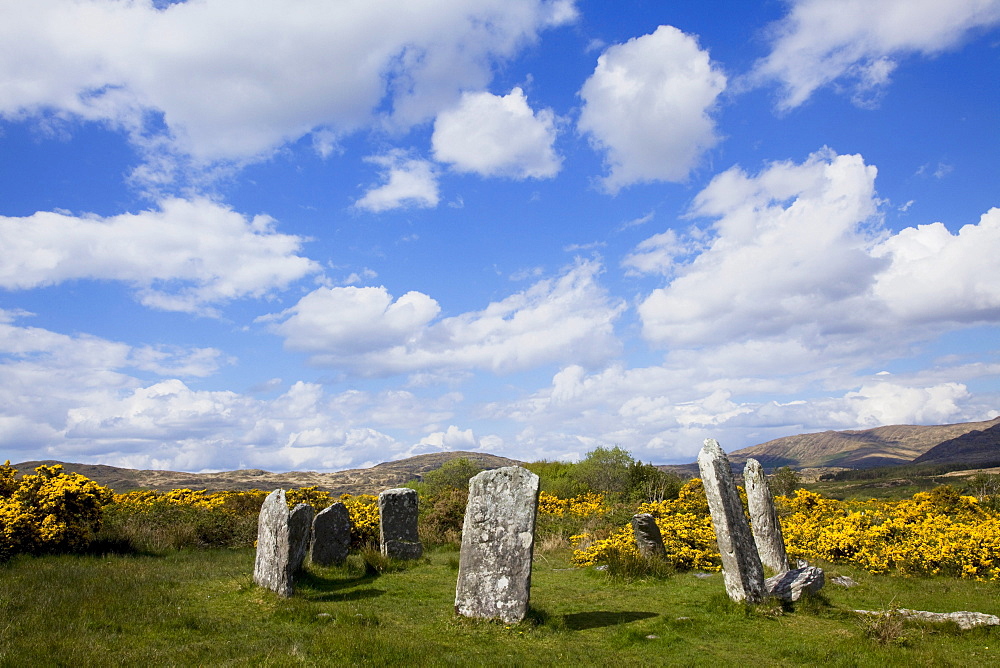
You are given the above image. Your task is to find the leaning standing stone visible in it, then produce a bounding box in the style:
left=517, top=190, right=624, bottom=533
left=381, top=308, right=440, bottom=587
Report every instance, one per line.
left=311, top=502, right=352, bottom=566
left=631, top=513, right=667, bottom=560
left=744, top=458, right=789, bottom=575
left=697, top=439, right=766, bottom=603
left=455, top=466, right=540, bottom=623
left=379, top=488, right=423, bottom=560
left=253, top=489, right=295, bottom=597
left=288, top=503, right=314, bottom=574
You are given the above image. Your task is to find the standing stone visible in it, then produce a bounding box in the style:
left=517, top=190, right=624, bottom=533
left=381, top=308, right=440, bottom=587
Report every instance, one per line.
left=455, top=466, right=540, bottom=623
left=379, top=488, right=423, bottom=560
left=288, top=503, right=314, bottom=574
left=744, top=458, right=789, bottom=575
left=697, top=439, right=766, bottom=603
left=253, top=489, right=295, bottom=597
left=631, top=513, right=667, bottom=560
left=311, top=502, right=352, bottom=566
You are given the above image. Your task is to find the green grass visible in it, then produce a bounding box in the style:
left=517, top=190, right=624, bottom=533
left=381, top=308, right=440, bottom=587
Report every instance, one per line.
left=2, top=548, right=999, bottom=666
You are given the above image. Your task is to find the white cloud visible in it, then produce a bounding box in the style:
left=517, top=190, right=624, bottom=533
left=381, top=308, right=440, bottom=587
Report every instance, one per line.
left=0, top=315, right=471, bottom=470
left=266, top=258, right=625, bottom=375
left=354, top=151, right=440, bottom=212
left=432, top=87, right=561, bottom=179
left=752, top=0, right=1000, bottom=109
left=471, top=149, right=1000, bottom=463
left=0, top=198, right=319, bottom=313
left=637, top=149, right=885, bottom=347
left=833, top=380, right=971, bottom=427
left=577, top=25, right=727, bottom=192
left=0, top=0, right=577, bottom=169
left=873, top=208, right=1000, bottom=324
left=418, top=425, right=478, bottom=451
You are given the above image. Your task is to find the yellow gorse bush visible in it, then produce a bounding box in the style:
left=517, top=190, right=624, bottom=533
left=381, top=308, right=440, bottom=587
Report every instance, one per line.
left=110, top=486, right=381, bottom=548
left=0, top=462, right=113, bottom=558
left=571, top=478, right=1000, bottom=580
left=537, top=491, right=607, bottom=517
left=571, top=479, right=722, bottom=571
left=779, top=487, right=1000, bottom=579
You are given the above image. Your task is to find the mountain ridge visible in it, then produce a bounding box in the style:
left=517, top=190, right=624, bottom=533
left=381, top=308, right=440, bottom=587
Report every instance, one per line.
left=10, top=450, right=522, bottom=495
left=725, top=416, right=1000, bottom=470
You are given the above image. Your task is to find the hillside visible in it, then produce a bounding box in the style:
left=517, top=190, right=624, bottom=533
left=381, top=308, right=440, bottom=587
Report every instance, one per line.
left=726, top=416, right=1000, bottom=470
left=11, top=451, right=522, bottom=495
left=911, top=421, right=1000, bottom=467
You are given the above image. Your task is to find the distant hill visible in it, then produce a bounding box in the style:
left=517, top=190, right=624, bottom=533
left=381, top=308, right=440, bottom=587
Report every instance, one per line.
left=11, top=451, right=522, bottom=495
left=911, top=421, right=1000, bottom=467
left=725, top=416, right=1000, bottom=470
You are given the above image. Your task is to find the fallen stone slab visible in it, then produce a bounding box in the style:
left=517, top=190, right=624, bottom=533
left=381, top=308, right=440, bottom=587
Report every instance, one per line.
left=831, top=575, right=858, bottom=588
left=765, top=565, right=824, bottom=602
left=854, top=608, right=1000, bottom=630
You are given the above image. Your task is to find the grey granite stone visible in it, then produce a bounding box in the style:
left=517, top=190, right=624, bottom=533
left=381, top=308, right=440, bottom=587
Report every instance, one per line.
left=379, top=487, right=423, bottom=560
left=311, top=502, right=351, bottom=566
left=744, top=458, right=789, bottom=575
left=697, top=438, right=766, bottom=603
left=455, top=466, right=540, bottom=623
left=631, top=513, right=667, bottom=560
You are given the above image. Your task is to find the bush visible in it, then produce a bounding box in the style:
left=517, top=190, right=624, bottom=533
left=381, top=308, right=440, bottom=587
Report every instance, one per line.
left=0, top=462, right=113, bottom=559
left=419, top=487, right=469, bottom=546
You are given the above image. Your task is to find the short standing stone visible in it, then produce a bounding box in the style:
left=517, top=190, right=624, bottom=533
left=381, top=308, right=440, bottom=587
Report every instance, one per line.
left=311, top=502, right=352, bottom=566
left=253, top=489, right=295, bottom=597
left=379, top=488, right=423, bottom=560
left=744, top=459, right=789, bottom=575
left=631, top=513, right=667, bottom=560
left=455, top=466, right=540, bottom=623
left=288, top=503, right=314, bottom=574
left=697, top=439, right=766, bottom=603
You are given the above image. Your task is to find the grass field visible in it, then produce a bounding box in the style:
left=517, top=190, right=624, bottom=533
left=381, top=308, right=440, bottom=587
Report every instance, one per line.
left=2, top=546, right=998, bottom=667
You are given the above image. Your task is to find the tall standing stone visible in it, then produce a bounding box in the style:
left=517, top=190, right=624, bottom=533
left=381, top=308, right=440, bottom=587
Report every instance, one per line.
left=744, top=458, right=789, bottom=575
left=253, top=489, right=296, bottom=597
left=288, top=503, right=314, bottom=574
left=379, top=488, right=423, bottom=560
left=697, top=439, right=766, bottom=603
left=631, top=513, right=667, bottom=560
left=455, top=466, right=540, bottom=623
left=311, top=502, right=352, bottom=566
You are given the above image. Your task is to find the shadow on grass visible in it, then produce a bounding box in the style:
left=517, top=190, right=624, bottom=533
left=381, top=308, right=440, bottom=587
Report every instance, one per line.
left=295, top=567, right=387, bottom=602
left=563, top=610, right=659, bottom=630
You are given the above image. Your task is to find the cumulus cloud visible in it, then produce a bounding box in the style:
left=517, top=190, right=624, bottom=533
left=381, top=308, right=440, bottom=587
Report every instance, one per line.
left=0, top=198, right=319, bottom=313
left=477, top=148, right=1000, bottom=462
left=577, top=25, right=727, bottom=192
left=752, top=0, right=1000, bottom=109
left=0, top=313, right=475, bottom=470
left=634, top=150, right=1000, bottom=356
left=432, top=87, right=561, bottom=178
left=637, top=148, right=885, bottom=347
left=0, top=0, right=577, bottom=169
left=266, top=258, right=625, bottom=375
left=873, top=208, right=1000, bottom=324
left=354, top=151, right=440, bottom=212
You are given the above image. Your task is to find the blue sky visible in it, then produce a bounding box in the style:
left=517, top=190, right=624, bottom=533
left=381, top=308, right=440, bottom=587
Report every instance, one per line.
left=2, top=0, right=999, bottom=472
